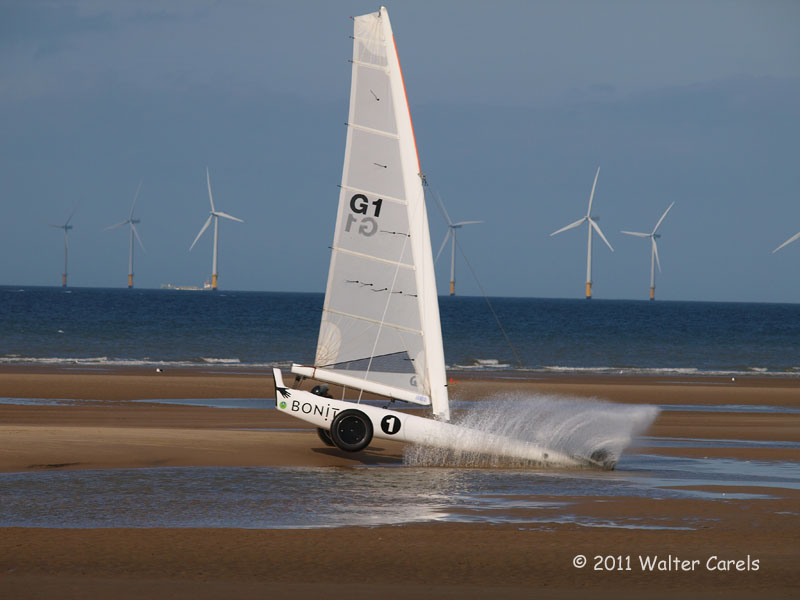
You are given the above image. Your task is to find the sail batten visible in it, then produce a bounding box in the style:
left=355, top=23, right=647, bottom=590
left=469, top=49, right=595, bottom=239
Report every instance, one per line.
left=314, top=6, right=449, bottom=421
left=349, top=59, right=389, bottom=72
left=345, top=121, right=400, bottom=139
left=323, top=307, right=423, bottom=335
left=332, top=246, right=416, bottom=269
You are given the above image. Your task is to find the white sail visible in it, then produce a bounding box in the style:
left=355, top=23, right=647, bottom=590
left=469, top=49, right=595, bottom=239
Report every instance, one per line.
left=293, top=7, right=449, bottom=421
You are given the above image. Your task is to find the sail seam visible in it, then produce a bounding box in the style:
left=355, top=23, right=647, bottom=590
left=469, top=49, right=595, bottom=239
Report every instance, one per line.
left=350, top=59, right=388, bottom=72
left=332, top=246, right=415, bottom=269
left=346, top=122, right=399, bottom=140
left=350, top=35, right=390, bottom=50
left=340, top=185, right=406, bottom=205
left=323, top=308, right=422, bottom=335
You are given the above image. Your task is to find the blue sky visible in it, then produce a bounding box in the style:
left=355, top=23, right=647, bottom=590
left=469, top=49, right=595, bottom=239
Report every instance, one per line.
left=1, top=0, right=799, bottom=302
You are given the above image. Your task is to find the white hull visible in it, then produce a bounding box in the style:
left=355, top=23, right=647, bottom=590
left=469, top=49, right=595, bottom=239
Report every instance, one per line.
left=273, top=369, right=612, bottom=469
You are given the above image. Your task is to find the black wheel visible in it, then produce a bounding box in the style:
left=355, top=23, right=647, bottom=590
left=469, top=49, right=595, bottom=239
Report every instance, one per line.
left=316, top=427, right=335, bottom=447
left=329, top=409, right=373, bottom=452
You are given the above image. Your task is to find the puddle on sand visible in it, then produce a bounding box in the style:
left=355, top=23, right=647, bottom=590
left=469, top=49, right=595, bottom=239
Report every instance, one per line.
left=632, top=436, right=800, bottom=450
left=1, top=452, right=797, bottom=530
left=657, top=404, right=800, bottom=414
left=0, top=397, right=273, bottom=409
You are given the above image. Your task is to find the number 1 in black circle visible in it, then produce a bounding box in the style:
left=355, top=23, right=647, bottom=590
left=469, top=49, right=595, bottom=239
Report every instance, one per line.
left=381, top=415, right=401, bottom=435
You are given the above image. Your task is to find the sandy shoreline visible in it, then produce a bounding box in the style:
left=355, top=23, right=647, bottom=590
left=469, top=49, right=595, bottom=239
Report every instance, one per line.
left=1, top=367, right=798, bottom=598
left=2, top=364, right=799, bottom=402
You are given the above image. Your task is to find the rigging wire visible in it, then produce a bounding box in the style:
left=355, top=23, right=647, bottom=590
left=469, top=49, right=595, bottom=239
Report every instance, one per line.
left=454, top=234, right=525, bottom=369
left=426, top=181, right=525, bottom=369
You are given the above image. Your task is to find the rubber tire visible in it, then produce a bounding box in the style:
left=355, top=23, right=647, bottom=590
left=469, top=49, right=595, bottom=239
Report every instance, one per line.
left=329, top=409, right=373, bottom=453
left=316, top=427, right=335, bottom=447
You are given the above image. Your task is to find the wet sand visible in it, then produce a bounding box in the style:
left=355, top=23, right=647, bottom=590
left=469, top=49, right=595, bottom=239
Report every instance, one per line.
left=1, top=367, right=798, bottom=598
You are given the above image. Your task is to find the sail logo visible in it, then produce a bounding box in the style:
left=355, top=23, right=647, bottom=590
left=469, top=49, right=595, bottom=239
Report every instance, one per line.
left=290, top=399, right=341, bottom=422
left=345, top=194, right=383, bottom=237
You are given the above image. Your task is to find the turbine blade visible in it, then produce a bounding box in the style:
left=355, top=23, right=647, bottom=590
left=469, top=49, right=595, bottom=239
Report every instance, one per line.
left=190, top=215, right=213, bottom=251
left=773, top=230, right=800, bottom=253
left=652, top=201, right=675, bottom=234
left=551, top=217, right=586, bottom=236
left=586, top=167, right=600, bottom=217
left=590, top=219, right=614, bottom=251
left=132, top=223, right=146, bottom=252
left=620, top=230, right=649, bottom=238
left=65, top=207, right=77, bottom=227
left=214, top=211, right=244, bottom=223
left=652, top=237, right=661, bottom=272
left=206, top=167, right=216, bottom=212
left=434, top=191, right=453, bottom=226
left=435, top=230, right=452, bottom=263
left=104, top=220, right=128, bottom=231
left=452, top=220, right=484, bottom=227
left=130, top=180, right=143, bottom=219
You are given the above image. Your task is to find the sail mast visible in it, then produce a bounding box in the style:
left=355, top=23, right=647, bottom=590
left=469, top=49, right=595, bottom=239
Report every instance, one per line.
left=378, top=8, right=448, bottom=420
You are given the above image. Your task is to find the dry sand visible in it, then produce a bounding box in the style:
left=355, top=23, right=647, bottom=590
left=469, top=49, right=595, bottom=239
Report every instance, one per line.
left=0, top=367, right=798, bottom=599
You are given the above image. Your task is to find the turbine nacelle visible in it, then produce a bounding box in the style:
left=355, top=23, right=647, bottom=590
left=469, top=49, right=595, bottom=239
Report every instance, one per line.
left=50, top=208, right=76, bottom=232
left=451, top=220, right=482, bottom=230
left=211, top=210, right=244, bottom=223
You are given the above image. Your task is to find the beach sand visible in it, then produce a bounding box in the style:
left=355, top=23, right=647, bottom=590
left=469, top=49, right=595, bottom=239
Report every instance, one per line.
left=1, top=367, right=798, bottom=598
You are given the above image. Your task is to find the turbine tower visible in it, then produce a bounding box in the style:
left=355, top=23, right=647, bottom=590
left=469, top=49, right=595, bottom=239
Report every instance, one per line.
left=773, top=230, right=800, bottom=254
left=433, top=192, right=482, bottom=296
left=49, top=209, right=75, bottom=288
left=105, top=180, right=145, bottom=288
left=550, top=167, right=614, bottom=299
left=621, top=202, right=675, bottom=301
left=190, top=168, right=244, bottom=290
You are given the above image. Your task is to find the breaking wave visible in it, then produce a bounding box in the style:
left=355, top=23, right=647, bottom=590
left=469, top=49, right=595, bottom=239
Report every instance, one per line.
left=2, top=352, right=797, bottom=379
left=0, top=356, right=292, bottom=369
left=447, top=361, right=800, bottom=377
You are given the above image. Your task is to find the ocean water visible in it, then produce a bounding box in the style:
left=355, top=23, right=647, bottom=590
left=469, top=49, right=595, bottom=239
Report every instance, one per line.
left=0, top=286, right=798, bottom=376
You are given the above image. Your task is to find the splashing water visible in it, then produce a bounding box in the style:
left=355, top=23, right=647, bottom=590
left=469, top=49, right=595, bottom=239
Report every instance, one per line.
left=404, top=394, right=660, bottom=469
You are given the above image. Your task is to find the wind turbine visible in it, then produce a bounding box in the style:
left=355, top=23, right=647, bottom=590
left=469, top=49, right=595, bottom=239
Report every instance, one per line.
left=621, top=202, right=675, bottom=301
left=49, top=209, right=76, bottom=288
left=773, top=230, right=800, bottom=254
left=550, top=167, right=614, bottom=299
left=105, top=180, right=145, bottom=288
left=434, top=192, right=482, bottom=296
left=190, top=168, right=244, bottom=290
